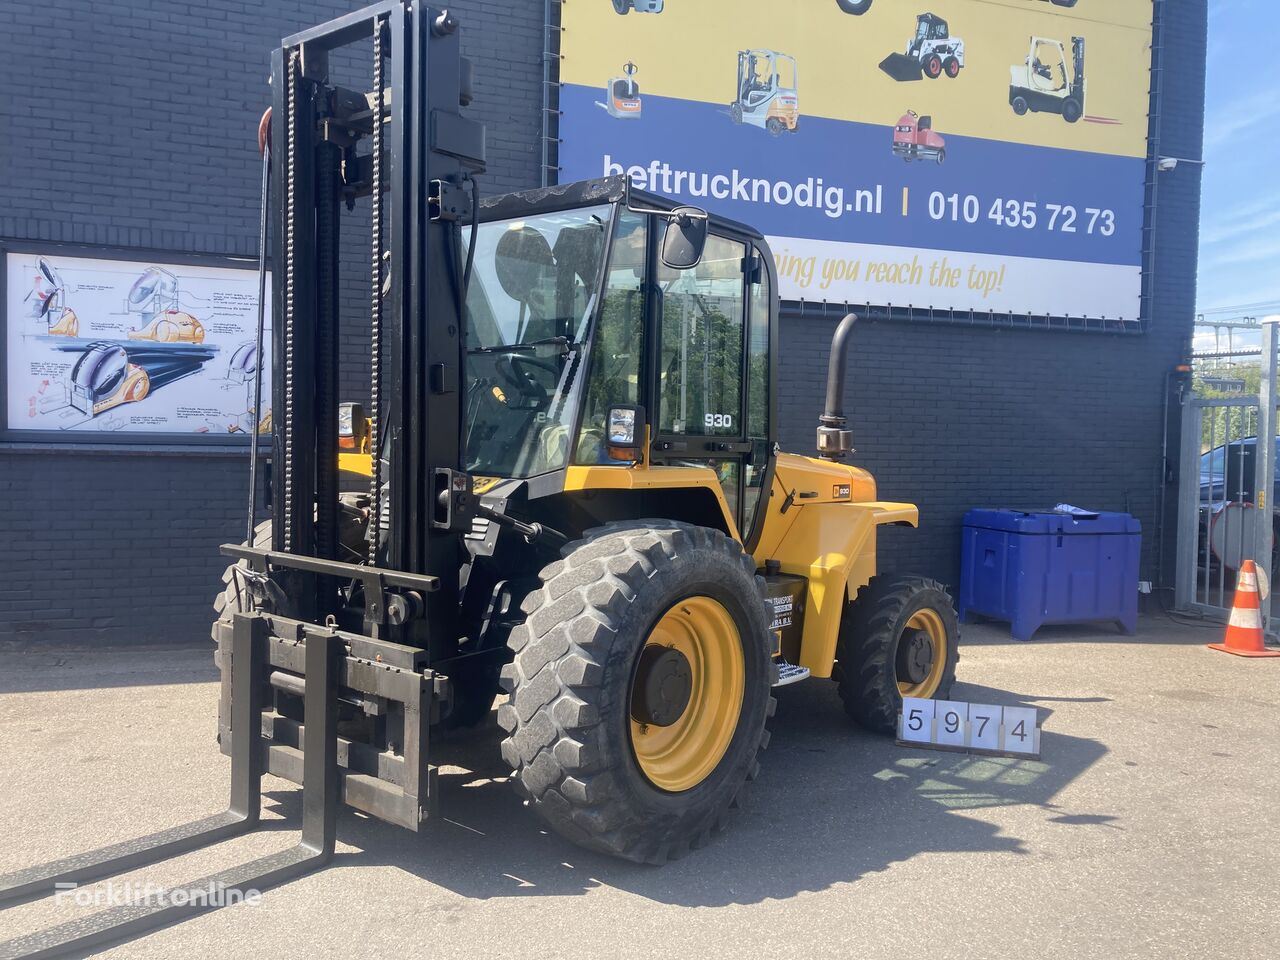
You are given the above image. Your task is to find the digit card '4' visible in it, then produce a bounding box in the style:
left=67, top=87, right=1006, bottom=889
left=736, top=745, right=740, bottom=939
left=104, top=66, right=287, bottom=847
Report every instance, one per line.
left=896, top=698, right=1041, bottom=760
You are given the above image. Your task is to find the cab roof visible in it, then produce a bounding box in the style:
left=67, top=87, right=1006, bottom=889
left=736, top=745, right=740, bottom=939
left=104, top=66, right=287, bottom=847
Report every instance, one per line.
left=479, top=176, right=765, bottom=244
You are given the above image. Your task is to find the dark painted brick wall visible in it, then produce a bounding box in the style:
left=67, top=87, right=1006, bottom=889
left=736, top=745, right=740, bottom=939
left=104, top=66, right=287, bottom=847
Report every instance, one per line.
left=0, top=0, right=545, bottom=644
left=0, top=0, right=1204, bottom=644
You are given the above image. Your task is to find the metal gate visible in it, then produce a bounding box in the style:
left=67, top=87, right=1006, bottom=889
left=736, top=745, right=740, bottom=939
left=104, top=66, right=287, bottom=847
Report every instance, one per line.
left=1175, top=321, right=1278, bottom=625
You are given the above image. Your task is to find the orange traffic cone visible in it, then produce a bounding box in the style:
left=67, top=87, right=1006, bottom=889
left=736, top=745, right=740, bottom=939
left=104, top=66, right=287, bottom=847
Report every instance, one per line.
left=1209, top=560, right=1280, bottom=658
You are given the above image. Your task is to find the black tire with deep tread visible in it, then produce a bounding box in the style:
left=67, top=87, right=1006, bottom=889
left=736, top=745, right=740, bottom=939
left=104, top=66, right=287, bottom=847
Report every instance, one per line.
left=835, top=575, right=960, bottom=735
left=498, top=520, right=776, bottom=864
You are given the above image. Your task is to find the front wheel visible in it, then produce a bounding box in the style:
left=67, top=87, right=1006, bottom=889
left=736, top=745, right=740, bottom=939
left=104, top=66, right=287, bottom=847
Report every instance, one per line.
left=1062, top=98, right=1083, bottom=123
left=835, top=575, right=959, bottom=734
left=923, top=54, right=943, bottom=79
left=835, top=0, right=874, bottom=13
left=612, top=0, right=632, bottom=13
left=498, top=521, right=775, bottom=863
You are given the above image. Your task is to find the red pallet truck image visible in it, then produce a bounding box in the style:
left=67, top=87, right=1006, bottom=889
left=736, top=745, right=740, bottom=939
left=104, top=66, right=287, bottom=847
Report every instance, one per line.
left=893, top=110, right=946, bottom=164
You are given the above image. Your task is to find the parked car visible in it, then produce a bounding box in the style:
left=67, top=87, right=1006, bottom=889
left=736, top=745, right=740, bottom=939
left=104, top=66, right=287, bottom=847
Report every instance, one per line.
left=1199, top=437, right=1280, bottom=571
left=1199, top=437, right=1280, bottom=504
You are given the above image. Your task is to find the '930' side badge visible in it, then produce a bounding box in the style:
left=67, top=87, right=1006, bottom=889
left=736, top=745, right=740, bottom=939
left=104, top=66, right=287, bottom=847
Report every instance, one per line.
left=833, top=483, right=851, bottom=500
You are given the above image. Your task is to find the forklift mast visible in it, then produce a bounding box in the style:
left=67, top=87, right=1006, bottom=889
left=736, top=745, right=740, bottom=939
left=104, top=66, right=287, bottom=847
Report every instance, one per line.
left=270, top=1, right=485, bottom=638
left=1071, top=36, right=1085, bottom=92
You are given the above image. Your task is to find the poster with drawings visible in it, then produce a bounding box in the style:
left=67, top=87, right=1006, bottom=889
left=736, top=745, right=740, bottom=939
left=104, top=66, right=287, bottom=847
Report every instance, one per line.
left=4, top=251, right=271, bottom=437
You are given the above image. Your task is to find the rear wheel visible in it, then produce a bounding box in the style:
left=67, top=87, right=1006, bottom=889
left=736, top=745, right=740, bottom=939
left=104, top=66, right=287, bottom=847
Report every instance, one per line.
left=1012, top=95, right=1030, bottom=116
left=944, top=56, right=961, bottom=78
left=935, top=148, right=946, bottom=165
left=730, top=101, right=744, bottom=124
left=498, top=521, right=775, bottom=863
left=766, top=117, right=786, bottom=136
left=923, top=54, right=943, bottom=79
left=835, top=575, right=959, bottom=735
left=612, top=0, right=632, bottom=13
left=835, top=0, right=874, bottom=13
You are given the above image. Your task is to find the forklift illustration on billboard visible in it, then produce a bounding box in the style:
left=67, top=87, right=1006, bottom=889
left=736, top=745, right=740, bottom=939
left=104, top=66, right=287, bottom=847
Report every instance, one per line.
left=731, top=49, right=799, bottom=136
left=57, top=339, right=218, bottom=419
left=1010, top=36, right=1086, bottom=123
left=125, top=266, right=208, bottom=343
left=24, top=258, right=80, bottom=337
left=880, top=13, right=965, bottom=81
left=893, top=110, right=946, bottom=164
left=597, top=61, right=642, bottom=119
left=611, top=0, right=663, bottom=13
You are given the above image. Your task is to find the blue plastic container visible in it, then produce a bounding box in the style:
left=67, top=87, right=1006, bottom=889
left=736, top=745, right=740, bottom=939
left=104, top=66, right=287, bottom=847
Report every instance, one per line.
left=959, top=509, right=1141, bottom=641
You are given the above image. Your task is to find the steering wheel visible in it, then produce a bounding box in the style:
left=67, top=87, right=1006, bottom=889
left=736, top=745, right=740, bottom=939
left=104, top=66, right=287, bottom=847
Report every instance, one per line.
left=493, top=353, right=560, bottom=400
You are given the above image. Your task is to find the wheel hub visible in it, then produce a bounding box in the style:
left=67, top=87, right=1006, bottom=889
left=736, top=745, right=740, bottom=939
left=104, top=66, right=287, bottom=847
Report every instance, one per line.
left=631, top=644, right=693, bottom=727
left=897, top=628, right=935, bottom=685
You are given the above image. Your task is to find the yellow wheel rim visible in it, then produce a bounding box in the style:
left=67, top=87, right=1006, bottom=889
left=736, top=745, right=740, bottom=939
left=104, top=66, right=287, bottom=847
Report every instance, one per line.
left=630, top=596, right=745, bottom=793
left=896, top=608, right=948, bottom=698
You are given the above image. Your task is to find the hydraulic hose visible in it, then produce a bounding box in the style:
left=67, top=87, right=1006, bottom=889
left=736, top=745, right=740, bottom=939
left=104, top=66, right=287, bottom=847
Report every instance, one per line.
left=247, top=128, right=271, bottom=546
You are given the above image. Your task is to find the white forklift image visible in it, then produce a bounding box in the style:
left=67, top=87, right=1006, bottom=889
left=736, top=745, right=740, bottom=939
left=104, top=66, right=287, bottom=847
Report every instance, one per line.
left=1010, top=36, right=1086, bottom=123
left=731, top=49, right=799, bottom=135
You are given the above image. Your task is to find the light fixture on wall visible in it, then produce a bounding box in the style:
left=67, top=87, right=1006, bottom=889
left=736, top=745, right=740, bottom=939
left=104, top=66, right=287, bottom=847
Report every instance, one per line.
left=1157, top=156, right=1205, bottom=172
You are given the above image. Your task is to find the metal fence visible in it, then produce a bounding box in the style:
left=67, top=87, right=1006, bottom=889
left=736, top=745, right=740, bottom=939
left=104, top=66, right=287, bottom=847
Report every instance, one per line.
left=1176, top=321, right=1279, bottom=627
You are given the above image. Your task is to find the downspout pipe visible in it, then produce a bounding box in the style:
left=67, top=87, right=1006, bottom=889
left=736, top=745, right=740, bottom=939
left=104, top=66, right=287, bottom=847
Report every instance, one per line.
left=816, top=312, right=857, bottom=461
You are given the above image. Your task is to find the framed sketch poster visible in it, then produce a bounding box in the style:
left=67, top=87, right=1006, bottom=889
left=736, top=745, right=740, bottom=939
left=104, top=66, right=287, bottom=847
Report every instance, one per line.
left=2, top=243, right=271, bottom=443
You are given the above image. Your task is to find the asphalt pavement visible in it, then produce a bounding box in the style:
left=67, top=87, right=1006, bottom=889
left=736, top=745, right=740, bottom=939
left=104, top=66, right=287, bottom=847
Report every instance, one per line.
left=1, top=614, right=1277, bottom=959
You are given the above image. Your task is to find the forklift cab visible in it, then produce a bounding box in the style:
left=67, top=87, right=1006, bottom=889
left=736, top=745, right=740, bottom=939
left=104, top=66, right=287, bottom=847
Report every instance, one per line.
left=463, top=176, right=777, bottom=542
left=1030, top=39, right=1067, bottom=92
left=737, top=50, right=795, bottom=110
left=910, top=13, right=949, bottom=50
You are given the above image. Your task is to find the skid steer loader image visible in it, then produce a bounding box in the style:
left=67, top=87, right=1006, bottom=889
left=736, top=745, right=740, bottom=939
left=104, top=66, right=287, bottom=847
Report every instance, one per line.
left=880, top=13, right=965, bottom=82
left=0, top=4, right=958, bottom=954
left=1010, top=36, right=1086, bottom=123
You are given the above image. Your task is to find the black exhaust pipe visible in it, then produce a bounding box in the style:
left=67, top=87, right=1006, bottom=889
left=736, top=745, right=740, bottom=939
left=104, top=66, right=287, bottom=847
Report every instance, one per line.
left=816, top=313, right=857, bottom=460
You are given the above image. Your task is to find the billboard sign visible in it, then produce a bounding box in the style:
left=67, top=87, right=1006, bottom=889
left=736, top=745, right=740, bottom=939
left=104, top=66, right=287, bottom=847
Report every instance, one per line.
left=559, top=0, right=1153, bottom=321
left=4, top=248, right=270, bottom=439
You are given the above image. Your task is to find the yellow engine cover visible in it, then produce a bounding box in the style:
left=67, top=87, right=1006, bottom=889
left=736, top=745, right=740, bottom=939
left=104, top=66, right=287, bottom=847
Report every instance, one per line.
left=753, top=453, right=917, bottom=678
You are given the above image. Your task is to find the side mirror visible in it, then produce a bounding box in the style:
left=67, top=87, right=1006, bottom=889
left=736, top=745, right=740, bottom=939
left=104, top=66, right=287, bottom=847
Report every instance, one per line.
left=660, top=207, right=709, bottom=270
left=338, top=401, right=369, bottom=453
left=606, top=404, right=646, bottom=462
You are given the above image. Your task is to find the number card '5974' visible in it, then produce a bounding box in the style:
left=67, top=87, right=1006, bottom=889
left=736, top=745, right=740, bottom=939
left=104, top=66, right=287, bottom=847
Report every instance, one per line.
left=898, top=698, right=1041, bottom=759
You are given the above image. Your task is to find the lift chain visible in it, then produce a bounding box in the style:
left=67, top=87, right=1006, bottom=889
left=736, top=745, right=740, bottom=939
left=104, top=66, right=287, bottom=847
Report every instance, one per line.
left=368, top=17, right=385, bottom=564
left=282, top=49, right=300, bottom=551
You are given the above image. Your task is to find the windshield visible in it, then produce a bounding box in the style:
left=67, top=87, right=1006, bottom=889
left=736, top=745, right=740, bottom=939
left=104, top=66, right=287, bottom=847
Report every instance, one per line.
left=463, top=204, right=613, bottom=478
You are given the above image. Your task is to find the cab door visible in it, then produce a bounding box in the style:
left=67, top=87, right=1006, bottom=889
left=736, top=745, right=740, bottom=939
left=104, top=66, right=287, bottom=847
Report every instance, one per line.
left=650, top=231, right=771, bottom=542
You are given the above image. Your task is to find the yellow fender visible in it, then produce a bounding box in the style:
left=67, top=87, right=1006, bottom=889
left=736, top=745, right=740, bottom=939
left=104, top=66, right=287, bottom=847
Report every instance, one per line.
left=753, top=454, right=917, bottom=678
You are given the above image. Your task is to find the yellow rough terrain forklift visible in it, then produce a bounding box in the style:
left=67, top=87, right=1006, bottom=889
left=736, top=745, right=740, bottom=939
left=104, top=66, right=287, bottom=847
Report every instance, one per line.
left=0, top=4, right=957, bottom=954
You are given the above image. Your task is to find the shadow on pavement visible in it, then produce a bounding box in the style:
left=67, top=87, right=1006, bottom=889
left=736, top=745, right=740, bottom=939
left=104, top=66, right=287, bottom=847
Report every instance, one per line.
left=264, top=679, right=1109, bottom=907
left=0, top=645, right=216, bottom=694
left=958, top=614, right=1221, bottom=648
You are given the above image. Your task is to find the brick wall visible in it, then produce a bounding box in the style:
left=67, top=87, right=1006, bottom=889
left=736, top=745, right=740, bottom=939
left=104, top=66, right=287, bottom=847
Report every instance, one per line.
left=0, top=0, right=545, bottom=644
left=0, top=0, right=1205, bottom=644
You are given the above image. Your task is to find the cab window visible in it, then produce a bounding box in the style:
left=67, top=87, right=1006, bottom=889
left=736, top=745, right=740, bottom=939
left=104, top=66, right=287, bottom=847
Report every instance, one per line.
left=575, top=212, right=647, bottom=464
left=656, top=235, right=745, bottom=438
